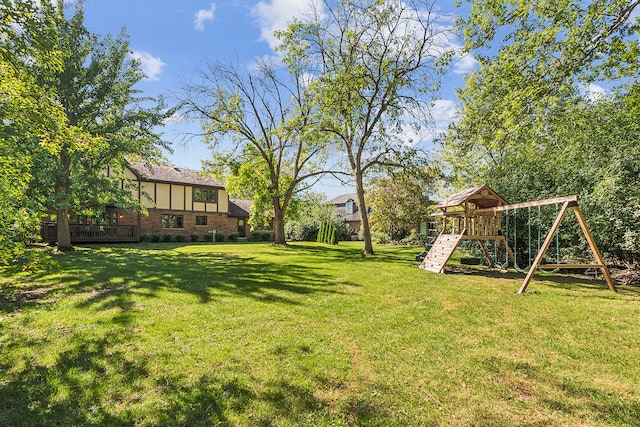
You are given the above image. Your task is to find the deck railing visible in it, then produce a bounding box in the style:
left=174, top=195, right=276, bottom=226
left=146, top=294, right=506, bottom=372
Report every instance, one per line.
left=41, top=222, right=139, bottom=243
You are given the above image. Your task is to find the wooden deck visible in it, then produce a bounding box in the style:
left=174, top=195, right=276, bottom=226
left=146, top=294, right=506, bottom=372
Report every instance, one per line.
left=41, top=222, right=139, bottom=243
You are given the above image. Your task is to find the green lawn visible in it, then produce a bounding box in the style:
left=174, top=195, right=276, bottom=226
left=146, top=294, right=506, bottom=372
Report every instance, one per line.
left=1, top=242, right=639, bottom=426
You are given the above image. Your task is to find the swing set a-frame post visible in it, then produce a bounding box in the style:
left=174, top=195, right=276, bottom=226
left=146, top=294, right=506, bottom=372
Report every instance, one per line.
left=517, top=199, right=617, bottom=294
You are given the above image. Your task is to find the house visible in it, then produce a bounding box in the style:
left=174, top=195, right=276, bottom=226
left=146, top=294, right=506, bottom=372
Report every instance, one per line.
left=41, top=162, right=252, bottom=243
left=329, top=193, right=362, bottom=234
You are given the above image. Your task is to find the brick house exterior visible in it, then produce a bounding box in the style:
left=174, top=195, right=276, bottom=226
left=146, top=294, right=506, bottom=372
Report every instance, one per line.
left=41, top=162, right=252, bottom=243
left=123, top=162, right=251, bottom=241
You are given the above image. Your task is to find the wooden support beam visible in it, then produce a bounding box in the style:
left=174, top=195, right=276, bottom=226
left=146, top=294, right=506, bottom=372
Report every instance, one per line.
left=538, top=264, right=605, bottom=269
left=474, top=195, right=579, bottom=214
left=572, top=206, right=617, bottom=292
left=477, top=240, right=493, bottom=268
left=518, top=200, right=571, bottom=294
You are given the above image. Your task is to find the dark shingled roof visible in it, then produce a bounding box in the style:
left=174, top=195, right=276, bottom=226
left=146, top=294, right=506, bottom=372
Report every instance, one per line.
left=436, top=185, right=508, bottom=209
left=128, top=162, right=224, bottom=188
left=328, top=193, right=357, bottom=205
left=229, top=199, right=251, bottom=218
left=334, top=206, right=361, bottom=222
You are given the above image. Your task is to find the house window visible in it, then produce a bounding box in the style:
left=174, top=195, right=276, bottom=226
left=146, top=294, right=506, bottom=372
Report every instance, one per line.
left=193, top=187, right=218, bottom=203
left=195, top=215, right=208, bottom=226
left=161, top=214, right=183, bottom=229
left=346, top=199, right=355, bottom=215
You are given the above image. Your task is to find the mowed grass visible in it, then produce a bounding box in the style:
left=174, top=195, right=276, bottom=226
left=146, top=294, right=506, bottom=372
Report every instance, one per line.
left=1, top=242, right=639, bottom=426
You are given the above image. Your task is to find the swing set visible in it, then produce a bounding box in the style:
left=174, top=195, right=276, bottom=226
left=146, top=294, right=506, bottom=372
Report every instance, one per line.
left=419, top=185, right=617, bottom=294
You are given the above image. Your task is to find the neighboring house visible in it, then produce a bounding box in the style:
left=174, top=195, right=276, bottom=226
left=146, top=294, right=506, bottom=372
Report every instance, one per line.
left=229, top=198, right=252, bottom=239
left=41, top=162, right=252, bottom=243
left=329, top=193, right=362, bottom=234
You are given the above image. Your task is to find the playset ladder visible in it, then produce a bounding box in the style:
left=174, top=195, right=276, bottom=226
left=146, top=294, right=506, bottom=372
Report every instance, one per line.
left=420, top=232, right=464, bottom=274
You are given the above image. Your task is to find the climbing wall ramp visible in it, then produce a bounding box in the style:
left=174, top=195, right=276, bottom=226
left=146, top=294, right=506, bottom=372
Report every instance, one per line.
left=419, top=233, right=464, bottom=274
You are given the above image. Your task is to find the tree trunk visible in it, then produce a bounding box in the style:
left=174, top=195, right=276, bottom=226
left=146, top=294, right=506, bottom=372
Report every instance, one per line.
left=355, top=171, right=374, bottom=255
left=56, top=208, right=73, bottom=251
left=272, top=205, right=287, bottom=246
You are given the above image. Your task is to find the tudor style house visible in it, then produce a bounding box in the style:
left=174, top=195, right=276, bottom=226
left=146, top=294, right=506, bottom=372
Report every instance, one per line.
left=41, top=162, right=251, bottom=243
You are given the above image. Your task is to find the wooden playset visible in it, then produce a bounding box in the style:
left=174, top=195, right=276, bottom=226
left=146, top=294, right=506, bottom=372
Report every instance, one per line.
left=419, top=185, right=616, bottom=294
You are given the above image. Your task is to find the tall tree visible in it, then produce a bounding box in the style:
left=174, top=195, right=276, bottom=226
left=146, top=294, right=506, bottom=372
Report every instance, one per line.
left=0, top=0, right=66, bottom=262
left=444, top=0, right=640, bottom=187
left=27, top=1, right=169, bottom=250
left=180, top=59, right=337, bottom=245
left=277, top=0, right=453, bottom=254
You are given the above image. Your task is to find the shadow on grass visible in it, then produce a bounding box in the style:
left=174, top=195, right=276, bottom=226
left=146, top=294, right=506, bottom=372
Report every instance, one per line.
left=470, top=355, right=640, bottom=426
left=25, top=243, right=349, bottom=308
left=0, top=243, right=394, bottom=426
left=442, top=265, right=639, bottom=297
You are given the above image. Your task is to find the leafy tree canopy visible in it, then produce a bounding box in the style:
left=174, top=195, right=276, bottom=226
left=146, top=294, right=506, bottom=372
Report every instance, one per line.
left=277, top=0, right=454, bottom=254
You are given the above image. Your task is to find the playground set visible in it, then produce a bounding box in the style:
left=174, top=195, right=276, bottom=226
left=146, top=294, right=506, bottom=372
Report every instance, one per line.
left=419, top=185, right=617, bottom=294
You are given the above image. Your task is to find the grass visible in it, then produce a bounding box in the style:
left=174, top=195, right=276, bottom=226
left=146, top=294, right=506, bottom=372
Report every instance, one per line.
left=1, top=241, right=639, bottom=426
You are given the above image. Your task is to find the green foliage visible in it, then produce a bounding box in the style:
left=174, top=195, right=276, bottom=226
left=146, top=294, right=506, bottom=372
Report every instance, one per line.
left=285, top=193, right=350, bottom=242
left=18, top=2, right=171, bottom=249
left=251, top=230, right=273, bottom=242
left=368, top=168, right=438, bottom=241
left=174, top=234, right=186, bottom=242
left=140, top=233, right=152, bottom=242
left=317, top=222, right=338, bottom=245
left=151, top=234, right=161, bottom=243
left=0, top=2, right=68, bottom=264
left=205, top=230, right=225, bottom=242
left=190, top=233, right=200, bottom=242
left=227, top=232, right=239, bottom=242
left=162, top=234, right=172, bottom=243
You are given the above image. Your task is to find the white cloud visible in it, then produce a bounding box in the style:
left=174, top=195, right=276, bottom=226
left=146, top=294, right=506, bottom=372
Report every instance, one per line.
left=130, top=50, right=166, bottom=81
left=164, top=111, right=185, bottom=124
left=583, top=83, right=607, bottom=101
left=194, top=3, right=216, bottom=31
left=395, top=99, right=458, bottom=147
left=453, top=52, right=479, bottom=74
left=251, top=0, right=319, bottom=50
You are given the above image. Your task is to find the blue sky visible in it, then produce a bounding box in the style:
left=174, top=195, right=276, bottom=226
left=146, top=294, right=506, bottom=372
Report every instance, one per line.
left=80, top=0, right=476, bottom=198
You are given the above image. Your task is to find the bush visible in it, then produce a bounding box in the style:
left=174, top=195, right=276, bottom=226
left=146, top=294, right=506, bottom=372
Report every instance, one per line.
left=285, top=221, right=318, bottom=241
left=190, top=233, right=200, bottom=242
left=175, top=234, right=185, bottom=242
left=140, top=232, right=152, bottom=242
left=151, top=234, right=161, bottom=242
left=228, top=232, right=239, bottom=242
left=205, top=230, right=225, bottom=242
left=371, top=231, right=390, bottom=244
left=162, top=234, right=172, bottom=242
left=285, top=219, right=350, bottom=242
left=251, top=230, right=272, bottom=242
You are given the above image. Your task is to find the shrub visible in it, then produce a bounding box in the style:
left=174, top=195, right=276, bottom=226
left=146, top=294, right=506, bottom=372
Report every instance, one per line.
left=204, top=230, right=225, bottom=242
left=251, top=230, right=272, bottom=242
left=228, top=232, right=239, bottom=242
left=371, top=231, right=390, bottom=244
left=190, top=233, right=200, bottom=242
left=151, top=234, right=161, bottom=242
left=140, top=232, right=152, bottom=242
left=285, top=221, right=318, bottom=241
left=162, top=234, right=172, bottom=242
left=175, top=234, right=185, bottom=242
